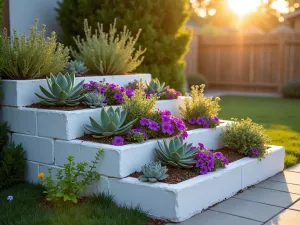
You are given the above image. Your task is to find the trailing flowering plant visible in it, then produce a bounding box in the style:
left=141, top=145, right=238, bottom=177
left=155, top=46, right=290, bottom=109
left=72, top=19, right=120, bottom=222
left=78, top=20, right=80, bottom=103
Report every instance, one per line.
left=188, top=116, right=220, bottom=128
left=194, top=143, right=229, bottom=175
left=139, top=110, right=188, bottom=140
left=83, top=80, right=134, bottom=105
left=127, top=128, right=148, bottom=143
left=159, top=88, right=182, bottom=100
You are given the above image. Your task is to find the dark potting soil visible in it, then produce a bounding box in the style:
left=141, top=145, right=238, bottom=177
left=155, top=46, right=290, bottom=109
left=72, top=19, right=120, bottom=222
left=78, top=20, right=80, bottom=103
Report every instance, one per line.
left=27, top=103, right=90, bottom=111
left=129, top=147, right=245, bottom=184
left=78, top=134, right=131, bottom=145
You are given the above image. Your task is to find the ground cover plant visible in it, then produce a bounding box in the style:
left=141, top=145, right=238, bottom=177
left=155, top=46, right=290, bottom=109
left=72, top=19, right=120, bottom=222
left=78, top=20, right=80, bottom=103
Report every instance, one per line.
left=219, top=96, right=300, bottom=168
left=1, top=20, right=69, bottom=80
left=72, top=19, right=146, bottom=75
left=221, top=118, right=271, bottom=158
left=0, top=183, right=154, bottom=225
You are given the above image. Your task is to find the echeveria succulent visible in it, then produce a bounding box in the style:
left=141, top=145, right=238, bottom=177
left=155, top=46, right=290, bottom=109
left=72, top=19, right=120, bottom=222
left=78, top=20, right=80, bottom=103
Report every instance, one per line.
left=85, top=107, right=137, bottom=138
left=35, top=72, right=85, bottom=106
left=155, top=136, right=197, bottom=168
left=138, top=162, right=168, bottom=182
left=66, top=60, right=89, bottom=75
left=145, top=78, right=169, bottom=95
left=83, top=92, right=107, bottom=108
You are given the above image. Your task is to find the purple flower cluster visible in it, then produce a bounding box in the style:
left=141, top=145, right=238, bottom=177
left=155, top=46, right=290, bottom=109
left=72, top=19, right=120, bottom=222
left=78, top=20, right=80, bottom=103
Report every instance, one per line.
left=112, top=136, right=124, bottom=146
left=126, top=79, right=145, bottom=90
left=188, top=116, right=220, bottom=128
left=248, top=148, right=260, bottom=158
left=194, top=143, right=229, bottom=175
left=83, top=81, right=134, bottom=105
left=139, top=110, right=188, bottom=140
left=159, top=88, right=182, bottom=100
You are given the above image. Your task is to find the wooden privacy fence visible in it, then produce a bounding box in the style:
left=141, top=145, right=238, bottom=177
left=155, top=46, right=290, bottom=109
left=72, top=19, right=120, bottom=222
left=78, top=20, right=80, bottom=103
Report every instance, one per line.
left=197, top=33, right=300, bottom=92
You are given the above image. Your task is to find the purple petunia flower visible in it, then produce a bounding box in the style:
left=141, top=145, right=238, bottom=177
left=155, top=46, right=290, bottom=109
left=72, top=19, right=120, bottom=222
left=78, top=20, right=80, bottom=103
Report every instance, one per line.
left=252, top=148, right=259, bottom=155
left=160, top=110, right=172, bottom=116
left=104, top=98, right=109, bottom=103
left=198, top=143, right=205, bottom=150
left=207, top=160, right=215, bottom=170
left=7, top=195, right=13, bottom=201
left=214, top=152, right=224, bottom=158
left=126, top=89, right=134, bottom=98
left=188, top=117, right=197, bottom=125
left=214, top=116, right=219, bottom=122
left=149, top=121, right=160, bottom=131
left=200, top=166, right=209, bottom=175
left=162, top=123, right=171, bottom=134
left=203, top=122, right=209, bottom=128
left=196, top=159, right=205, bottom=168
left=99, top=87, right=107, bottom=93
left=114, top=93, right=123, bottom=100
left=182, top=131, right=188, bottom=140
left=197, top=117, right=205, bottom=125
left=149, top=90, right=155, bottom=95
left=161, top=115, right=171, bottom=123
left=82, top=83, right=88, bottom=88
left=176, top=123, right=186, bottom=131
left=119, top=87, right=126, bottom=92
left=109, top=83, right=117, bottom=90
left=166, top=124, right=175, bottom=135
left=112, top=136, right=124, bottom=146
left=143, top=132, right=148, bottom=140
left=140, top=118, right=150, bottom=126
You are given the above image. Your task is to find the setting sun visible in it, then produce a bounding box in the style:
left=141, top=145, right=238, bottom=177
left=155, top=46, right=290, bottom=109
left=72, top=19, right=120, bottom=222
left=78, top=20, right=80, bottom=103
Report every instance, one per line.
left=228, top=0, right=261, bottom=16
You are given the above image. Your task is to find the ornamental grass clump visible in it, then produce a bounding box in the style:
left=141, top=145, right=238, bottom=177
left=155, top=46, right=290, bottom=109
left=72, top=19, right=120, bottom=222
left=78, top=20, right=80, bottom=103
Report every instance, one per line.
left=72, top=19, right=146, bottom=75
left=39, top=149, right=103, bottom=204
left=221, top=118, right=271, bottom=158
left=180, top=85, right=221, bottom=128
left=123, top=89, right=157, bottom=124
left=1, top=20, right=69, bottom=79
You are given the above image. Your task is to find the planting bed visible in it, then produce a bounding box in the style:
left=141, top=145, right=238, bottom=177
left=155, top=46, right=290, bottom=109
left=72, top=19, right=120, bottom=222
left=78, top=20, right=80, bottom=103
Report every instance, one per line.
left=0, top=74, right=285, bottom=223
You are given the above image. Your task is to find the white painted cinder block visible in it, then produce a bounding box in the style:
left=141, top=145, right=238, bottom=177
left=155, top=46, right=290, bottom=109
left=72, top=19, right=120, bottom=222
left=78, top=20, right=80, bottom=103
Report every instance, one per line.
left=1, top=74, right=151, bottom=107
left=241, top=146, right=285, bottom=188
left=155, top=98, right=185, bottom=118
left=54, top=122, right=230, bottom=178
left=1, top=107, right=37, bottom=135
left=25, top=160, right=39, bottom=183
left=12, top=134, right=54, bottom=164
left=107, top=146, right=284, bottom=222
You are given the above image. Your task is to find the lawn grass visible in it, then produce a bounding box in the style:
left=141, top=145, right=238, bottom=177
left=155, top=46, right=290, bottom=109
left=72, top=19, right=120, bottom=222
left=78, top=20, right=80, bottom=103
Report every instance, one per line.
left=219, top=96, right=300, bottom=168
left=0, top=183, right=149, bottom=225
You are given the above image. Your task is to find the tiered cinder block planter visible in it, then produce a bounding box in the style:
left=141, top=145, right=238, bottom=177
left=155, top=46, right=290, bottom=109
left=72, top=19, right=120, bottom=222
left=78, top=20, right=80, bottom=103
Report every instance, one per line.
left=0, top=73, right=285, bottom=222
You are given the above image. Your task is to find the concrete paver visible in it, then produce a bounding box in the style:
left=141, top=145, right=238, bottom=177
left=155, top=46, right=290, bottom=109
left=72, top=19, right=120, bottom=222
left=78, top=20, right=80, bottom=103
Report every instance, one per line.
left=210, top=198, right=283, bottom=222
left=287, top=164, right=300, bottom=173
left=234, top=187, right=300, bottom=207
left=166, top=210, right=262, bottom=225
left=264, top=209, right=300, bottom=225
left=289, top=200, right=300, bottom=211
left=256, top=180, right=300, bottom=195
left=269, top=171, right=300, bottom=185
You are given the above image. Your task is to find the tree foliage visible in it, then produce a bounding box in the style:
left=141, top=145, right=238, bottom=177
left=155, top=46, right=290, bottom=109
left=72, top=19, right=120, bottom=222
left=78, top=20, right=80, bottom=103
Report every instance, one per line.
left=56, top=0, right=191, bottom=91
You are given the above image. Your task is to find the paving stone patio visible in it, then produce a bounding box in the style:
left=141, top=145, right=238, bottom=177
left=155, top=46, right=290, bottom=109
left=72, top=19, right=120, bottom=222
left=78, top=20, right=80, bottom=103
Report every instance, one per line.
left=167, top=163, right=300, bottom=225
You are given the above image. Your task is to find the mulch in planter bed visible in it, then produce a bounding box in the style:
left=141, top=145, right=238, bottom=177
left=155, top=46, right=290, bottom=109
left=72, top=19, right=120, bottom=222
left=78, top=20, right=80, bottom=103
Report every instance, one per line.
left=27, top=103, right=90, bottom=111
left=129, top=147, right=245, bottom=184
left=147, top=218, right=167, bottom=225
left=78, top=134, right=131, bottom=145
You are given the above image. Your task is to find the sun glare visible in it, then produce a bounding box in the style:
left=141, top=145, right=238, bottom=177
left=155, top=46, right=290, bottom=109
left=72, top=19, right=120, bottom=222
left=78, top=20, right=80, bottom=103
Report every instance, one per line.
left=228, top=0, right=261, bottom=16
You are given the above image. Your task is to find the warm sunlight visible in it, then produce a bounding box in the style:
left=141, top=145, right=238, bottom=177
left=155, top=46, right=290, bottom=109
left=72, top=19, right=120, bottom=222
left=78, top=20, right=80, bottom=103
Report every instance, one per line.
left=227, top=0, right=261, bottom=16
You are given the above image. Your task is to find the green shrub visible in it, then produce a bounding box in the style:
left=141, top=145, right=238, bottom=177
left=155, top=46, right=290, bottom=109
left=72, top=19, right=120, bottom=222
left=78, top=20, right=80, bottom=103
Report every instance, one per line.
left=72, top=19, right=146, bottom=75
left=56, top=0, right=191, bottom=91
left=123, top=89, right=157, bottom=124
left=281, top=76, right=300, bottom=98
left=0, top=121, right=9, bottom=150
left=0, top=142, right=25, bottom=190
left=186, top=73, right=208, bottom=88
left=1, top=20, right=69, bottom=79
left=40, top=149, right=103, bottom=204
left=221, top=118, right=271, bottom=158
left=180, top=85, right=221, bottom=120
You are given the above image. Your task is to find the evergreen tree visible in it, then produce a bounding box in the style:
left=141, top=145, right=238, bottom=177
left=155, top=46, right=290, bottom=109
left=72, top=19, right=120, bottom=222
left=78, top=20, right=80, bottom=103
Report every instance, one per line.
left=57, top=0, right=191, bottom=91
